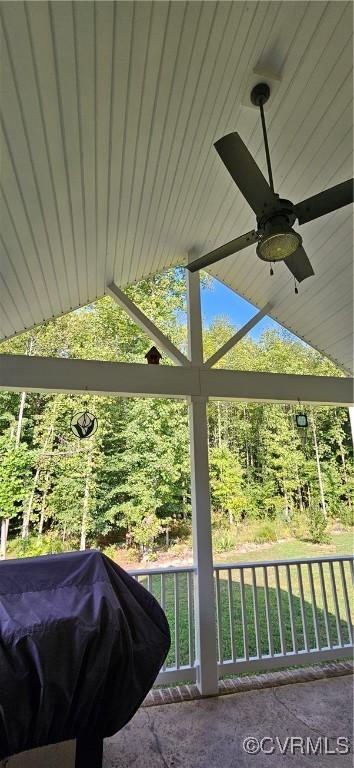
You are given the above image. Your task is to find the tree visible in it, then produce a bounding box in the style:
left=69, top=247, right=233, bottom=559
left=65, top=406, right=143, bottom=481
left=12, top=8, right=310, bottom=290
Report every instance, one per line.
left=209, top=445, right=245, bottom=525
left=110, top=398, right=190, bottom=549
left=0, top=437, right=32, bottom=558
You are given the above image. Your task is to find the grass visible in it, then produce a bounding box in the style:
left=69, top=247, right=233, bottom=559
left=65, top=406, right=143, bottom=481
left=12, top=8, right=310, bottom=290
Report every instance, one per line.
left=137, top=533, right=353, bottom=673
left=214, top=531, right=354, bottom=565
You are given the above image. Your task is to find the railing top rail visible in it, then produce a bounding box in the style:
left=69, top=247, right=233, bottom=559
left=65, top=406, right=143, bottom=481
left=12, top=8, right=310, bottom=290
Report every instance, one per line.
left=127, top=554, right=354, bottom=577
left=128, top=564, right=196, bottom=577
left=214, top=553, right=354, bottom=571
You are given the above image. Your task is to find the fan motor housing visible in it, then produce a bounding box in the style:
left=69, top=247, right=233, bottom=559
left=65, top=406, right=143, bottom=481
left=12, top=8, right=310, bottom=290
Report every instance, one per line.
left=257, top=198, right=296, bottom=232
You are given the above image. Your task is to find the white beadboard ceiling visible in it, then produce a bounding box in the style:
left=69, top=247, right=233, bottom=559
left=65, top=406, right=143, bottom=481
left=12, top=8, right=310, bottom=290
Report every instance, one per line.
left=0, top=1, right=353, bottom=373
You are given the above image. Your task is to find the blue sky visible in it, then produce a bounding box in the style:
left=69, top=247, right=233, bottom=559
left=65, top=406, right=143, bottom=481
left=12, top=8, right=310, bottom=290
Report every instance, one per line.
left=200, top=277, right=280, bottom=340
left=176, top=276, right=290, bottom=340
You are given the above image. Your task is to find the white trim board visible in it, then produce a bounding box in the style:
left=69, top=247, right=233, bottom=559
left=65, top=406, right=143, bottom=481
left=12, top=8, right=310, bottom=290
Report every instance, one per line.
left=1, top=355, right=352, bottom=406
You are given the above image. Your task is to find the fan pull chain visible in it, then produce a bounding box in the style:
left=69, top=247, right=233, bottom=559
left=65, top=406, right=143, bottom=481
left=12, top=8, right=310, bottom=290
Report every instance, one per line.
left=270, top=264, right=274, bottom=276
left=294, top=279, right=299, bottom=294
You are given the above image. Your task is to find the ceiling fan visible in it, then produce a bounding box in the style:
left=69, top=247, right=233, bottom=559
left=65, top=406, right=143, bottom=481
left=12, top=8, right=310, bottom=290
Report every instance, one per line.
left=187, top=83, right=353, bottom=284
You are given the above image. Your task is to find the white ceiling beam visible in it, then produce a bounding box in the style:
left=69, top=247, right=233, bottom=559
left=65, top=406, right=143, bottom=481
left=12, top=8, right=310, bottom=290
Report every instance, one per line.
left=201, top=368, right=353, bottom=406
left=1, top=355, right=353, bottom=406
left=204, top=303, right=272, bottom=368
left=0, top=355, right=198, bottom=399
left=106, top=282, right=190, bottom=367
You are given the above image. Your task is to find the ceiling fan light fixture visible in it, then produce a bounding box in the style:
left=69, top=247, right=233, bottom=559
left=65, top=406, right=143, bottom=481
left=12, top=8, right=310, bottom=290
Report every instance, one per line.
left=191, top=83, right=353, bottom=278
left=257, top=226, right=302, bottom=262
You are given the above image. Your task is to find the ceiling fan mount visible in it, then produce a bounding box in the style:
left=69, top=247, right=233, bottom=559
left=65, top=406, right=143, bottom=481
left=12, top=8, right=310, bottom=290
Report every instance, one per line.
left=250, top=81, right=271, bottom=107
left=187, top=81, right=353, bottom=283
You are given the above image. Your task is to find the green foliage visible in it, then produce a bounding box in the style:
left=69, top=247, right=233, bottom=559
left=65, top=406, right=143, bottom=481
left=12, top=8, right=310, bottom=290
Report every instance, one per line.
left=306, top=506, right=330, bottom=544
left=210, top=446, right=245, bottom=524
left=337, top=504, right=354, bottom=528
left=212, top=528, right=237, bottom=554
left=254, top=522, right=279, bottom=544
left=7, top=532, right=72, bottom=558
left=108, top=397, right=189, bottom=549
left=0, top=437, right=32, bottom=521
left=102, top=544, right=119, bottom=561
left=288, top=511, right=308, bottom=541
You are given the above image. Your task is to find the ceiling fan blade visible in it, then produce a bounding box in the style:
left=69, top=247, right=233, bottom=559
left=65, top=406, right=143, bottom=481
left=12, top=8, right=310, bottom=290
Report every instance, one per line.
left=187, top=230, right=258, bottom=272
left=295, top=179, right=353, bottom=225
left=284, top=246, right=315, bottom=283
left=214, top=132, right=277, bottom=216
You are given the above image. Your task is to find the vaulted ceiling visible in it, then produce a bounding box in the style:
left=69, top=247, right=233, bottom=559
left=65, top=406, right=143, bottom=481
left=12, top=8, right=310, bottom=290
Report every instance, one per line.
left=0, top=1, right=353, bottom=372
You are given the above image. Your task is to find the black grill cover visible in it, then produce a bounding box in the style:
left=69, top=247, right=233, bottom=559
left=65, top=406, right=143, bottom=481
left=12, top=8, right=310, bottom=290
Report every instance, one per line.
left=0, top=550, right=170, bottom=759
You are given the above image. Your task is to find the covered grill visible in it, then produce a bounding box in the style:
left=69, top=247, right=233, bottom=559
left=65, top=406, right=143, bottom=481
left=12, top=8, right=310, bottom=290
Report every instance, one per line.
left=0, top=550, right=170, bottom=766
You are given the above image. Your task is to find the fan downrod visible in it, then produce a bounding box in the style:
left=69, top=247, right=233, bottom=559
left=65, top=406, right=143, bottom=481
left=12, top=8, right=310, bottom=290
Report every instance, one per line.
left=250, top=83, right=273, bottom=190
left=250, top=82, right=271, bottom=106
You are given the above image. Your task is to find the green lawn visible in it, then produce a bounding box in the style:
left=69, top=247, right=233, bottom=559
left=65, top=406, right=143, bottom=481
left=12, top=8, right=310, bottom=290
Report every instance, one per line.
left=214, top=531, right=354, bottom=565
left=137, top=533, right=353, bottom=673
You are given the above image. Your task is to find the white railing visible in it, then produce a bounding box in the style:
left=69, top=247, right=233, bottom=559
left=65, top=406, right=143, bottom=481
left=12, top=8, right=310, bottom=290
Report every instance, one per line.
left=214, top=554, right=353, bottom=675
left=129, top=565, right=197, bottom=683
left=129, top=554, right=353, bottom=685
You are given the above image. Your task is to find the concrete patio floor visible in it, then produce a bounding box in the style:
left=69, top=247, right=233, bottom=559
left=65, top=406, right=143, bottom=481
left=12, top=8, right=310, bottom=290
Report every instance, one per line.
left=104, top=675, right=353, bottom=768
left=2, top=674, right=352, bottom=767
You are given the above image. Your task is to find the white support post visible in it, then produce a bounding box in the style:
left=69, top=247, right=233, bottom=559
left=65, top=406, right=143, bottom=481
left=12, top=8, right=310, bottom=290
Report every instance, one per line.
left=186, top=267, right=204, bottom=367
left=107, top=282, right=190, bottom=367
left=349, top=407, right=354, bottom=448
left=186, top=267, right=218, bottom=696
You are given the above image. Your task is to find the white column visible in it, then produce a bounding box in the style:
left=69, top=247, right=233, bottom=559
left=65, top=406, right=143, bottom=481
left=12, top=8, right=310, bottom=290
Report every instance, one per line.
left=186, top=268, right=218, bottom=696
left=349, top=407, right=354, bottom=448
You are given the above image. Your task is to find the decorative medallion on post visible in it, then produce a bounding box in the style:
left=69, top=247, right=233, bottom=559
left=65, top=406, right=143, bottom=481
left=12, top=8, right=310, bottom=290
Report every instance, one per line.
left=145, top=346, right=162, bottom=365
left=70, top=411, right=98, bottom=439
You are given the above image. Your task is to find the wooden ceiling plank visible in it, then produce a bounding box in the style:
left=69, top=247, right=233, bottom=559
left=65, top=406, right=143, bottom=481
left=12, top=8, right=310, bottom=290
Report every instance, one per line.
left=25, top=1, right=81, bottom=310
left=49, top=1, right=87, bottom=308
left=121, top=1, right=172, bottom=286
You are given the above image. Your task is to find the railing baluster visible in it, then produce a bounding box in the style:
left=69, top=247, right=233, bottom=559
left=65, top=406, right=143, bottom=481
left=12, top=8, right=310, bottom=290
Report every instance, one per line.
left=296, top=563, right=309, bottom=651
left=339, top=561, right=353, bottom=645
left=350, top=559, right=354, bottom=585
left=174, top=573, right=180, bottom=669
left=147, top=573, right=152, bottom=595
left=263, top=566, right=274, bottom=657
left=251, top=567, right=261, bottom=658
left=160, top=573, right=167, bottom=670
left=227, top=569, right=236, bottom=662
left=318, top=562, right=332, bottom=649
left=274, top=564, right=286, bottom=655
left=215, top=569, right=223, bottom=664
left=307, top=562, right=320, bottom=650
left=187, top=571, right=194, bottom=667
left=160, top=573, right=166, bottom=610
left=285, top=564, right=297, bottom=654
left=239, top=568, right=249, bottom=661
left=329, top=561, right=343, bottom=647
